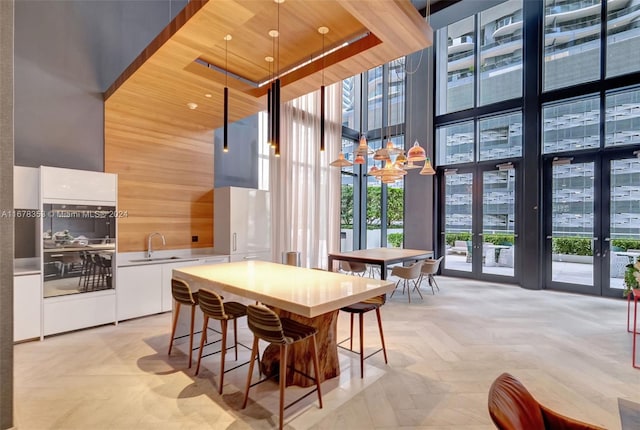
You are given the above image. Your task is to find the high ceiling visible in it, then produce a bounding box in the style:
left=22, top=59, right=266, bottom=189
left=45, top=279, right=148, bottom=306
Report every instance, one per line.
left=104, top=0, right=433, bottom=132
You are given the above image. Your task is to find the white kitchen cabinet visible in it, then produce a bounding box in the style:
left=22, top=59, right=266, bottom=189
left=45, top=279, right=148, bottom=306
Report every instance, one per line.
left=14, top=274, right=41, bottom=341
left=213, top=187, right=271, bottom=258
left=41, top=166, right=117, bottom=203
left=119, top=256, right=231, bottom=318
left=43, top=291, right=116, bottom=336
left=117, top=265, right=162, bottom=321
left=14, top=166, right=39, bottom=209
left=161, top=256, right=230, bottom=312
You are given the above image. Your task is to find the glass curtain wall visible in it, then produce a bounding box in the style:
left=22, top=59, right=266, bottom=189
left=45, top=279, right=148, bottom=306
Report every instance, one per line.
left=434, top=0, right=640, bottom=296
left=339, top=59, right=406, bottom=251
left=436, top=0, right=523, bottom=282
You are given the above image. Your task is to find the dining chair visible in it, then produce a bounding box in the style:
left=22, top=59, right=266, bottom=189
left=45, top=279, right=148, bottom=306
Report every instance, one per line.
left=417, top=256, right=444, bottom=295
left=242, top=304, right=323, bottom=430
left=340, top=261, right=367, bottom=276
left=194, top=288, right=248, bottom=394
left=168, top=278, right=200, bottom=368
left=390, top=261, right=423, bottom=303
left=339, top=294, right=388, bottom=378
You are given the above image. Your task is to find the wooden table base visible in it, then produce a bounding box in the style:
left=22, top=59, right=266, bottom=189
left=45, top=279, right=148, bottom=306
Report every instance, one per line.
left=260, top=308, right=340, bottom=387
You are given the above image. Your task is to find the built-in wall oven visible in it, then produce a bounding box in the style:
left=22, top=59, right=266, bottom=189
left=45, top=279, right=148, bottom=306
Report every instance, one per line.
left=42, top=203, right=116, bottom=298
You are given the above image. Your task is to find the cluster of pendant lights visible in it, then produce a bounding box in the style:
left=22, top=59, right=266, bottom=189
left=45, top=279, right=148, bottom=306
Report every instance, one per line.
left=222, top=1, right=284, bottom=156
left=330, top=136, right=435, bottom=181
left=265, top=0, right=328, bottom=156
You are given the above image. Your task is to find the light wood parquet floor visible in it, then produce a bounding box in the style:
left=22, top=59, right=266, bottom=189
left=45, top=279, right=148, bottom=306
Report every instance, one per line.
left=13, top=276, right=640, bottom=429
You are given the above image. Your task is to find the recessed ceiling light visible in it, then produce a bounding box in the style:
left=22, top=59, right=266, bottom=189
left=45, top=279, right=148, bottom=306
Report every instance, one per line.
left=204, top=94, right=212, bottom=98
left=265, top=56, right=274, bottom=63
left=268, top=29, right=279, bottom=38
left=187, top=102, right=198, bottom=110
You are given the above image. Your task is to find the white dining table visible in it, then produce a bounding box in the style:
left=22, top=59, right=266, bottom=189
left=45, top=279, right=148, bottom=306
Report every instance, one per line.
left=173, top=260, right=394, bottom=386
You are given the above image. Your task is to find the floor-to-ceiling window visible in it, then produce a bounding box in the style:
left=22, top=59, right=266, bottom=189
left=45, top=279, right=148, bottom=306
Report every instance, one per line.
left=433, top=0, right=640, bottom=295
left=339, top=58, right=406, bottom=251
left=436, top=0, right=523, bottom=283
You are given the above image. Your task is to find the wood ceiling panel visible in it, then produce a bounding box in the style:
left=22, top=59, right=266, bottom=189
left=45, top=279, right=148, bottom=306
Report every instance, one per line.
left=105, top=0, right=433, bottom=133
left=192, top=0, right=367, bottom=84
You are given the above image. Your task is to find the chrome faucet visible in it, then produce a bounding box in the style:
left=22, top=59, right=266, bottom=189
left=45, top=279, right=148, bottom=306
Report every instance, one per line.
left=147, top=232, right=166, bottom=259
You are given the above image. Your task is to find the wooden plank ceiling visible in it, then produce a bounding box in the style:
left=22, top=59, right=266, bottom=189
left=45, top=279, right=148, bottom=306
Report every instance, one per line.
left=104, top=0, right=433, bottom=131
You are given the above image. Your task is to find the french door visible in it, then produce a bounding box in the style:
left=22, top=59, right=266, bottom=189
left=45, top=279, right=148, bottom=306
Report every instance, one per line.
left=441, top=163, right=518, bottom=281
left=544, top=153, right=640, bottom=297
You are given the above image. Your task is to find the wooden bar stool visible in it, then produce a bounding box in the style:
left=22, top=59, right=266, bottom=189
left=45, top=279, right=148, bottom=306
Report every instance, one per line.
left=194, top=288, right=248, bottom=394
left=168, top=278, right=199, bottom=368
left=627, top=288, right=640, bottom=369
left=338, top=294, right=388, bottom=378
left=242, top=304, right=323, bottom=430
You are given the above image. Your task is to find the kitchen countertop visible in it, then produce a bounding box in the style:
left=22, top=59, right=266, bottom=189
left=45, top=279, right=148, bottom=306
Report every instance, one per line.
left=14, top=257, right=41, bottom=276
left=117, top=248, right=229, bottom=267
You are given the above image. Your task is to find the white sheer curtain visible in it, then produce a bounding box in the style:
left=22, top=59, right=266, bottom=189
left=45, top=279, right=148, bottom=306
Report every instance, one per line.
left=269, top=83, right=342, bottom=269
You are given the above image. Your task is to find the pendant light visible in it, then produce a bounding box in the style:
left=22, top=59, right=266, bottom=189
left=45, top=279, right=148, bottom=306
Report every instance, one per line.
left=354, top=77, right=372, bottom=159
left=354, top=134, right=373, bottom=157
left=420, top=156, right=436, bottom=175
left=370, top=159, right=407, bottom=182
left=418, top=0, right=436, bottom=176
left=407, top=140, right=426, bottom=161
left=330, top=152, right=353, bottom=167
left=266, top=55, right=274, bottom=147
left=384, top=63, right=400, bottom=159
left=223, top=34, right=231, bottom=153
left=404, top=160, right=421, bottom=170
left=405, top=54, right=427, bottom=163
left=269, top=0, right=283, bottom=157
left=318, top=26, right=328, bottom=152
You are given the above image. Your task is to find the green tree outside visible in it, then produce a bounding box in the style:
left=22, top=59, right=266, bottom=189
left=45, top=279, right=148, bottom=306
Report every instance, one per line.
left=341, top=185, right=404, bottom=229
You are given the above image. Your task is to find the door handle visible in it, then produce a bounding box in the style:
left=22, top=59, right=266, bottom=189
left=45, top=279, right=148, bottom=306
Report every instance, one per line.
left=233, top=233, right=237, bottom=251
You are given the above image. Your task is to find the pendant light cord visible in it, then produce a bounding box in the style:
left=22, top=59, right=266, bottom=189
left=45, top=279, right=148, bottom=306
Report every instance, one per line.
left=225, top=37, right=228, bottom=87
left=322, top=31, right=325, bottom=87
left=277, top=1, right=280, bottom=79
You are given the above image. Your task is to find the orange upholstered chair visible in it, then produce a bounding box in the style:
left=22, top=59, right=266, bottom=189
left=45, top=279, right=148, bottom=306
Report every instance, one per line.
left=487, top=373, right=605, bottom=430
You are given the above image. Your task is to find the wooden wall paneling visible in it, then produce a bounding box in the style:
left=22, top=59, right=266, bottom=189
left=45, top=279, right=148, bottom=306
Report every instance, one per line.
left=105, top=103, right=214, bottom=253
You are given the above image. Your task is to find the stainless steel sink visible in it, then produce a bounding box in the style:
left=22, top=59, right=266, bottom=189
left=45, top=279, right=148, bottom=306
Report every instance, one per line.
left=129, top=256, right=184, bottom=263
